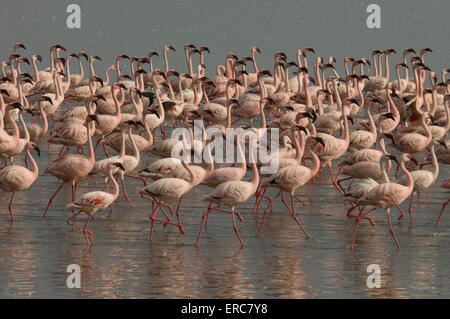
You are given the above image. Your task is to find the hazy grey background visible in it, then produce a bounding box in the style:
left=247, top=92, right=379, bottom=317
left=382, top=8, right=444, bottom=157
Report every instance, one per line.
left=0, top=0, right=449, bottom=77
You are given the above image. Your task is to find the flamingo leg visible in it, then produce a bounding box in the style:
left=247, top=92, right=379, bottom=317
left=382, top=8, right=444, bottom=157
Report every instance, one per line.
left=396, top=204, right=406, bottom=221
left=195, top=210, right=209, bottom=248
left=256, top=202, right=272, bottom=238
left=289, top=193, right=310, bottom=239
left=8, top=192, right=15, bottom=222
left=306, top=174, right=317, bottom=196
left=149, top=201, right=162, bottom=241
left=67, top=211, right=82, bottom=228
left=94, top=138, right=102, bottom=153
left=435, top=200, right=449, bottom=227
left=120, top=176, right=135, bottom=208
left=82, top=215, right=94, bottom=244
left=43, top=183, right=64, bottom=217
left=159, top=206, right=172, bottom=227
left=125, top=174, right=148, bottom=186
left=293, top=195, right=306, bottom=206
left=231, top=207, right=244, bottom=247
left=408, top=193, right=414, bottom=224
left=58, top=146, right=66, bottom=157
left=349, top=215, right=361, bottom=251
left=346, top=203, right=356, bottom=217
left=76, top=175, right=93, bottom=186
left=386, top=208, right=401, bottom=249
left=102, top=142, right=110, bottom=158
left=174, top=197, right=185, bottom=235
left=204, top=202, right=213, bottom=230
left=336, top=177, right=352, bottom=194
left=329, top=165, right=345, bottom=195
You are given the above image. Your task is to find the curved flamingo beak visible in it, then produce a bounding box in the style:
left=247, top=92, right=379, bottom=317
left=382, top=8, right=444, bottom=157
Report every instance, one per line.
left=313, top=137, right=325, bottom=147
left=33, top=144, right=41, bottom=156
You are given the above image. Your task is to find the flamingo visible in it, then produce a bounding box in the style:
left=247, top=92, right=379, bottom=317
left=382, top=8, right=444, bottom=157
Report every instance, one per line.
left=66, top=162, right=125, bottom=244
left=257, top=134, right=323, bottom=238
left=385, top=112, right=432, bottom=154
left=0, top=142, right=40, bottom=221
left=396, top=143, right=440, bottom=223
left=69, top=51, right=88, bottom=88
left=315, top=98, right=354, bottom=195
left=343, top=154, right=395, bottom=249
left=24, top=96, right=53, bottom=142
left=348, top=87, right=377, bottom=152
left=137, top=161, right=199, bottom=240
left=1, top=106, right=31, bottom=165
left=92, top=82, right=127, bottom=156
left=196, top=139, right=260, bottom=247
left=0, top=103, right=24, bottom=162
left=43, top=116, right=97, bottom=216
left=356, top=154, right=418, bottom=249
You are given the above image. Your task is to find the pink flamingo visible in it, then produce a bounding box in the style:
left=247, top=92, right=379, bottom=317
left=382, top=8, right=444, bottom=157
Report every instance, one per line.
left=0, top=142, right=40, bottom=221
left=396, top=143, right=440, bottom=223
left=315, top=98, right=354, bottom=195
left=257, top=135, right=323, bottom=238
left=0, top=103, right=24, bottom=164
left=385, top=112, right=432, bottom=154
left=138, top=161, right=199, bottom=240
left=25, top=96, right=53, bottom=142
left=43, top=116, right=97, bottom=216
left=196, top=143, right=260, bottom=247
left=356, top=154, right=418, bottom=249
left=66, top=162, right=125, bottom=245
left=92, top=82, right=127, bottom=156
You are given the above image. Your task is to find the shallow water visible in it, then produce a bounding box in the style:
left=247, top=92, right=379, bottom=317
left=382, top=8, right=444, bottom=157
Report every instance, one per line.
left=0, top=140, right=449, bottom=299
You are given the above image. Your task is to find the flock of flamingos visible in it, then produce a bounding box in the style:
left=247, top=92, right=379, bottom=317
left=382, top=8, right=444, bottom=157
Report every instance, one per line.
left=0, top=43, right=449, bottom=250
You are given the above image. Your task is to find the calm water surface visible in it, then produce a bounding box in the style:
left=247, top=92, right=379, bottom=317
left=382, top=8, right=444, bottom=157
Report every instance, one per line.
left=0, top=139, right=449, bottom=298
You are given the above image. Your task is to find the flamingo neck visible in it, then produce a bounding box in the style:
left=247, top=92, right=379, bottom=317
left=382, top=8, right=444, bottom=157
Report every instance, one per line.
left=303, top=76, right=312, bottom=107
left=112, top=88, right=122, bottom=117
left=128, top=127, right=140, bottom=163
left=236, top=137, right=246, bottom=171
left=86, top=120, right=95, bottom=165
left=201, top=86, right=210, bottom=104
left=49, top=48, right=55, bottom=74
left=119, top=129, right=126, bottom=160
left=284, top=67, right=291, bottom=94
left=6, top=107, right=20, bottom=141
left=32, top=57, right=40, bottom=82
left=259, top=100, right=266, bottom=129
left=108, top=167, right=120, bottom=200
left=252, top=50, right=259, bottom=73
left=377, top=54, right=383, bottom=78
left=306, top=143, right=320, bottom=176
left=193, top=82, right=200, bottom=106
left=399, top=160, right=414, bottom=191
left=314, top=59, right=322, bottom=89
left=19, top=112, right=29, bottom=141
left=292, top=128, right=305, bottom=162
left=421, top=115, right=432, bottom=143
left=372, top=54, right=378, bottom=78
left=403, top=54, right=409, bottom=81
left=144, top=120, right=153, bottom=147
left=25, top=147, right=39, bottom=178
left=78, top=59, right=84, bottom=80
left=395, top=67, right=403, bottom=92
left=163, top=49, right=169, bottom=73
left=430, top=144, right=439, bottom=183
